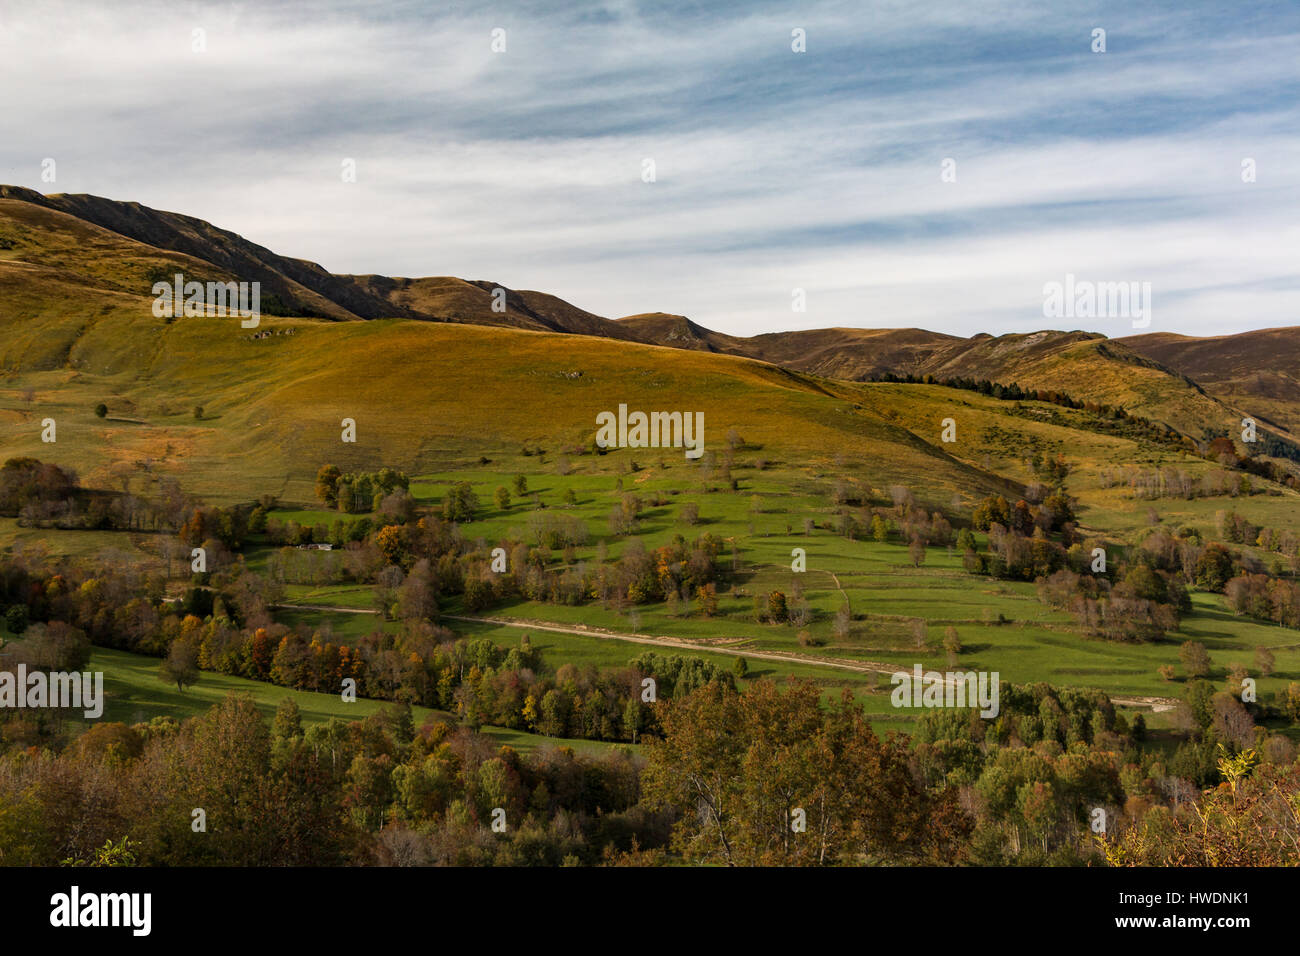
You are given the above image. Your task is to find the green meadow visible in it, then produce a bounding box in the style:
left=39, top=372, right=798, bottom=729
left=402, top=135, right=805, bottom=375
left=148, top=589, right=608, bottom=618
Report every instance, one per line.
left=86, top=646, right=622, bottom=756
left=5, top=309, right=1300, bottom=742
left=251, top=452, right=1300, bottom=729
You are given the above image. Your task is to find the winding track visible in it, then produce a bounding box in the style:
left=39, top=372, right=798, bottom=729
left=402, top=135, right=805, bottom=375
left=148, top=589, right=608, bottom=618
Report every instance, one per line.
left=273, top=602, right=1179, bottom=712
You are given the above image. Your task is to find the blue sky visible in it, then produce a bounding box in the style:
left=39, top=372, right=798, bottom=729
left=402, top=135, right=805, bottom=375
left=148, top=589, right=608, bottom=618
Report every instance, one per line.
left=1, top=0, right=1297, bottom=337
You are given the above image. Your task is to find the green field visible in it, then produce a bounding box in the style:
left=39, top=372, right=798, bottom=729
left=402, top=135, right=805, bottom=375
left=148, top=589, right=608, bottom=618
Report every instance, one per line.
left=86, top=646, right=626, bottom=756
left=4, top=287, right=1300, bottom=746
left=257, top=462, right=1300, bottom=712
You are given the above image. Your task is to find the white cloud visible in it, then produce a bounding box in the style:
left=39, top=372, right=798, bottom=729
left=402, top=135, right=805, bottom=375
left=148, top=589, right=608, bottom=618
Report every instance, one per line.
left=0, top=0, right=1296, bottom=337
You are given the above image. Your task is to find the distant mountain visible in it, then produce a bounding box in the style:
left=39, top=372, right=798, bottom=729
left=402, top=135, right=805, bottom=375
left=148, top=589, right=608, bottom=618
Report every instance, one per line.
left=0, top=184, right=366, bottom=321
left=1121, top=328, right=1300, bottom=436
left=615, top=313, right=742, bottom=353
left=618, top=317, right=963, bottom=379
left=623, top=317, right=1265, bottom=444
left=0, top=185, right=641, bottom=339
left=1, top=184, right=1295, bottom=455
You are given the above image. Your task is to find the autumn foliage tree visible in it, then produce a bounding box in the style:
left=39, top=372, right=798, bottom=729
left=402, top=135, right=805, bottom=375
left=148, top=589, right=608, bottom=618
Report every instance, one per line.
left=159, top=636, right=200, bottom=692
left=642, top=679, right=971, bottom=865
left=315, top=464, right=342, bottom=506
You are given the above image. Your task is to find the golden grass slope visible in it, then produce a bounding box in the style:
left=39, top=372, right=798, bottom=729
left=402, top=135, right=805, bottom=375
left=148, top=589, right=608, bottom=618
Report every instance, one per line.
left=2, top=185, right=1288, bottom=453
left=0, top=186, right=646, bottom=338
left=1, top=185, right=1292, bottom=514
left=1122, top=328, right=1300, bottom=437
left=0, top=297, right=1031, bottom=507
left=0, top=193, right=1003, bottom=506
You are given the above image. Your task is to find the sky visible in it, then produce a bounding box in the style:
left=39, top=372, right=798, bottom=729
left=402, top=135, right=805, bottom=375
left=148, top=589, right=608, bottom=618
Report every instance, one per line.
left=1, top=0, right=1297, bottom=338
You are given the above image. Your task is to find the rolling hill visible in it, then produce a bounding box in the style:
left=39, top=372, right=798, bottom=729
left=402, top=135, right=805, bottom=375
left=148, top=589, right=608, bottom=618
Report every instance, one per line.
left=0, top=187, right=1023, bottom=507
left=0, top=186, right=641, bottom=338
left=1122, top=328, right=1300, bottom=437
left=623, top=321, right=1290, bottom=451
left=6, top=183, right=1300, bottom=743
left=1, top=183, right=1297, bottom=488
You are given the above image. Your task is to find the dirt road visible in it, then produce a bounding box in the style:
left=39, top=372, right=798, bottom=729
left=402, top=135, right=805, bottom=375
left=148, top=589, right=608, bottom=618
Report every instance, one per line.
left=268, top=601, right=1177, bottom=712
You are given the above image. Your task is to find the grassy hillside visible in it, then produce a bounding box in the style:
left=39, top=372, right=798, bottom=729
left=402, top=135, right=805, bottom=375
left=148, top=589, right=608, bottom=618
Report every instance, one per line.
left=5, top=184, right=1296, bottom=458
left=1123, top=327, right=1300, bottom=436
left=87, top=646, right=622, bottom=755
left=268, top=458, right=1300, bottom=713
left=6, top=183, right=1300, bottom=748
left=0, top=275, right=1024, bottom=509
left=0, top=186, right=647, bottom=337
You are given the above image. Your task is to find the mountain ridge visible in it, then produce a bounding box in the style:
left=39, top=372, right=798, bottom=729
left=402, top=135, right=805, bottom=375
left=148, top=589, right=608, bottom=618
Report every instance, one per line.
left=1, top=184, right=1296, bottom=454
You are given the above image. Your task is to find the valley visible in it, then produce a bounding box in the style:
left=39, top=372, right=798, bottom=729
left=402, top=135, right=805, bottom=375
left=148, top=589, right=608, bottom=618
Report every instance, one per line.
left=3, top=186, right=1299, bottom=867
